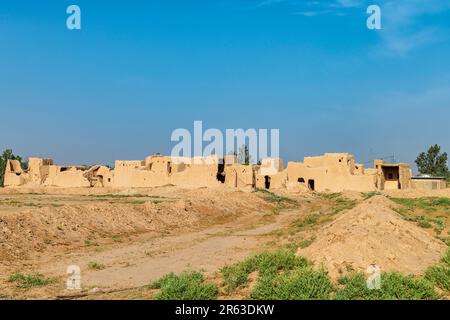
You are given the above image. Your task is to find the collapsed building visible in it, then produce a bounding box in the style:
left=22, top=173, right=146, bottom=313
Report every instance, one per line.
left=4, top=153, right=419, bottom=192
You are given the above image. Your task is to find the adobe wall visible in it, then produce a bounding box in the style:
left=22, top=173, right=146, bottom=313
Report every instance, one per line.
left=4, top=160, right=25, bottom=187
left=43, top=166, right=90, bottom=188
left=411, top=179, right=448, bottom=190
left=254, top=158, right=286, bottom=190
left=3, top=153, right=415, bottom=193
left=113, top=155, right=222, bottom=188
left=224, top=164, right=254, bottom=188
left=286, top=154, right=378, bottom=192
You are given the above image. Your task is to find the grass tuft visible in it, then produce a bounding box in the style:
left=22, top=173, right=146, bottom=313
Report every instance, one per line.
left=149, top=271, right=218, bottom=300
left=251, top=267, right=334, bottom=300
left=335, top=272, right=439, bottom=300
left=8, top=273, right=52, bottom=288
left=88, top=261, right=105, bottom=270
left=254, top=188, right=297, bottom=205
left=424, top=248, right=450, bottom=292
left=221, top=250, right=308, bottom=292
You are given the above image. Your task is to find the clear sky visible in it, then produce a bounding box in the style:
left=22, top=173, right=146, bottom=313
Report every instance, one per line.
left=1, top=0, right=449, bottom=168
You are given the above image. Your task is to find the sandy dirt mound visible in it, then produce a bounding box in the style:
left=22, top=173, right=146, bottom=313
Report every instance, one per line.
left=0, top=189, right=271, bottom=266
left=297, top=195, right=446, bottom=278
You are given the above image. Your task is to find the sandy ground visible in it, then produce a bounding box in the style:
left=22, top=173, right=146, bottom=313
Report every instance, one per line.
left=0, top=186, right=313, bottom=298
left=0, top=186, right=449, bottom=299
left=297, top=195, right=446, bottom=278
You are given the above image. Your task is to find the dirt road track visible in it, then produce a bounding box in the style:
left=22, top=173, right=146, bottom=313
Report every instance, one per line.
left=40, top=208, right=300, bottom=290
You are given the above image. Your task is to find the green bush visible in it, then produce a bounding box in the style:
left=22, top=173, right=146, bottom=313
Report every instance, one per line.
left=251, top=268, right=334, bottom=300
left=425, top=265, right=450, bottom=292
left=149, top=271, right=218, bottom=300
left=254, top=189, right=297, bottom=205
left=335, top=272, right=439, bottom=300
left=88, top=261, right=105, bottom=270
left=424, top=249, right=450, bottom=292
left=221, top=250, right=308, bottom=291
left=8, top=273, right=52, bottom=288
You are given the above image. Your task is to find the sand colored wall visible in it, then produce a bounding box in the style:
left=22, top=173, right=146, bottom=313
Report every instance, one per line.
left=114, top=155, right=222, bottom=188
left=259, top=158, right=283, bottom=176
left=4, top=153, right=414, bottom=192
left=354, top=163, right=365, bottom=175
left=224, top=164, right=254, bottom=188
left=286, top=155, right=378, bottom=192
left=28, top=158, right=53, bottom=184
left=399, top=164, right=412, bottom=189
left=43, top=166, right=90, bottom=187
left=411, top=179, right=447, bottom=190
left=375, top=162, right=412, bottom=191
left=171, top=164, right=220, bottom=188
left=113, top=160, right=169, bottom=188
left=224, top=155, right=238, bottom=166
left=4, top=160, right=25, bottom=186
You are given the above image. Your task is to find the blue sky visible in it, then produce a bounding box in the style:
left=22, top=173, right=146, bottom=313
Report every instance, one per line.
left=1, top=0, right=449, bottom=168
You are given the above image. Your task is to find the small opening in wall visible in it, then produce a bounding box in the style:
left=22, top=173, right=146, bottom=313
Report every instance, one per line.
left=216, top=163, right=225, bottom=183
left=298, top=178, right=305, bottom=183
left=308, top=179, right=315, bottom=191
left=264, top=175, right=271, bottom=189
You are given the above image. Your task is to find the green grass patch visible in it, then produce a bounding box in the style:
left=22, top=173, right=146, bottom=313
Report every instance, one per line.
left=391, top=197, right=449, bottom=232
left=8, top=273, right=52, bottom=288
left=319, top=193, right=357, bottom=213
left=149, top=271, right=218, bottom=300
left=0, top=292, right=12, bottom=300
left=254, top=188, right=297, bottom=205
left=291, top=214, right=320, bottom=229
left=251, top=268, right=334, bottom=300
left=335, top=272, right=439, bottom=300
left=424, top=248, right=450, bottom=292
left=86, top=194, right=172, bottom=205
left=89, top=194, right=150, bottom=198
left=391, top=197, right=450, bottom=212
left=298, top=237, right=315, bottom=249
left=84, top=239, right=99, bottom=247
left=221, top=250, right=308, bottom=292
left=361, top=191, right=382, bottom=200
left=88, top=261, right=105, bottom=270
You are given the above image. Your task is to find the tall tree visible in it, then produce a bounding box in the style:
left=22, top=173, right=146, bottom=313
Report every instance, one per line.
left=415, top=144, right=449, bottom=177
left=0, top=149, right=24, bottom=187
left=238, top=144, right=252, bottom=165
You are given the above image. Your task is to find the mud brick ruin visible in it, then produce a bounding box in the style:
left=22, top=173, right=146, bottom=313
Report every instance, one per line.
left=6, top=152, right=442, bottom=191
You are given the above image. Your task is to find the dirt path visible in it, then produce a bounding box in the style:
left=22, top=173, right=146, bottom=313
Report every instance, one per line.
left=38, top=208, right=301, bottom=291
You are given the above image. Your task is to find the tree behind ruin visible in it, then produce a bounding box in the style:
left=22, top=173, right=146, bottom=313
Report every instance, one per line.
left=0, top=149, right=26, bottom=187
left=415, top=144, right=449, bottom=179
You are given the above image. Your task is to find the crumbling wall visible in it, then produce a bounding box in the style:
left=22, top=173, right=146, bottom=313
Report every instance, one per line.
left=255, top=158, right=286, bottom=190
left=224, top=164, right=254, bottom=188
left=411, top=179, right=447, bottom=190
left=113, top=155, right=222, bottom=188
left=3, top=160, right=26, bottom=186
left=3, top=152, right=414, bottom=192
left=43, top=166, right=90, bottom=187
left=286, top=154, right=378, bottom=192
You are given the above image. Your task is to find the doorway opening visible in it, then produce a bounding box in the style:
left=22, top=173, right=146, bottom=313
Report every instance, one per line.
left=264, top=175, right=271, bottom=189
